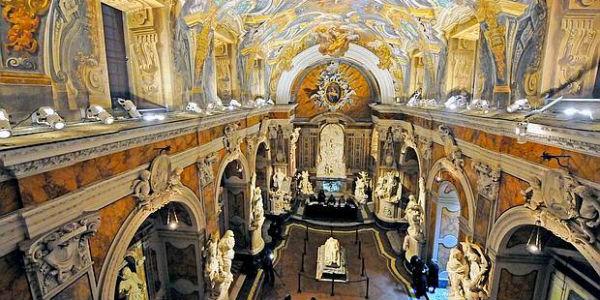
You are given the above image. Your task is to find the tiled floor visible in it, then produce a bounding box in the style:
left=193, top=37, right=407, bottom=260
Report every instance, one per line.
left=260, top=223, right=413, bottom=299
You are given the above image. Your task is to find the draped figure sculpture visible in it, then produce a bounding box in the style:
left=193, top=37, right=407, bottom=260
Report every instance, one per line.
left=249, top=175, right=265, bottom=254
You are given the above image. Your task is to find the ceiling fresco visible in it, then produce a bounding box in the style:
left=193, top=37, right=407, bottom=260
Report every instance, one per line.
left=182, top=0, right=477, bottom=66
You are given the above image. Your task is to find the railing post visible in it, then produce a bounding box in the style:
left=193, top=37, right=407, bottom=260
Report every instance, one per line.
left=301, top=252, right=305, bottom=272
left=303, top=238, right=307, bottom=255
left=365, top=277, right=370, bottom=299
left=355, top=227, right=359, bottom=244
left=358, top=240, right=362, bottom=259
left=305, top=225, right=309, bottom=241
left=330, top=226, right=333, bottom=237
left=330, top=277, right=335, bottom=296
left=361, top=257, right=365, bottom=277
left=297, top=272, right=302, bottom=293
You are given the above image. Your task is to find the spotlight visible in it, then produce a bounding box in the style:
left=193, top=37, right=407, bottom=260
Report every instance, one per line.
left=186, top=102, right=204, bottom=114
left=526, top=224, right=542, bottom=254
left=0, top=108, right=12, bottom=138
left=142, top=114, right=166, bottom=121
left=31, top=106, right=65, bottom=130
left=228, top=99, right=242, bottom=111
left=515, top=122, right=528, bottom=144
left=86, top=105, right=114, bottom=125
left=117, top=98, right=142, bottom=118
left=166, top=205, right=179, bottom=230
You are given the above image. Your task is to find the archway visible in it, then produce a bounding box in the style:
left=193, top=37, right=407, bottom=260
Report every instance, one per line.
left=431, top=180, right=461, bottom=285
left=399, top=147, right=421, bottom=200
left=488, top=222, right=599, bottom=299
left=487, top=206, right=600, bottom=299
left=255, top=142, right=271, bottom=210
left=98, top=186, right=206, bottom=299
left=215, top=155, right=251, bottom=251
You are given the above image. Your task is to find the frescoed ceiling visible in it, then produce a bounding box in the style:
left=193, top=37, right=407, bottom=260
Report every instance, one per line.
left=182, top=0, right=477, bottom=66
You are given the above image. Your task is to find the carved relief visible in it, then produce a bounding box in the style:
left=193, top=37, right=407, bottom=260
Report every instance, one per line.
left=132, top=154, right=183, bottom=212
left=197, top=153, right=217, bottom=187
left=439, top=125, right=464, bottom=169
left=447, top=242, right=491, bottom=299
left=473, top=161, right=501, bottom=200
left=19, top=212, right=100, bottom=299
left=523, top=169, right=600, bottom=244
left=223, top=123, right=242, bottom=155
left=316, top=123, right=346, bottom=178
left=203, top=230, right=235, bottom=300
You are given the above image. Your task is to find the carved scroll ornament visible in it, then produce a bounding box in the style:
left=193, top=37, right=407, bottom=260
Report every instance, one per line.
left=132, top=154, right=184, bottom=212
left=19, top=212, right=100, bottom=299
left=439, top=125, right=464, bottom=169
left=473, top=161, right=501, bottom=200
left=1, top=0, right=50, bottom=53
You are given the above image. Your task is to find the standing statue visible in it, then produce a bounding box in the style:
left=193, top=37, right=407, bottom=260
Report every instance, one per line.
left=270, top=168, right=292, bottom=214
left=354, top=171, right=370, bottom=204
left=118, top=266, right=147, bottom=300
left=403, top=195, right=425, bottom=261
left=289, top=128, right=301, bottom=174
left=447, top=242, right=491, bottom=300
left=382, top=127, right=396, bottom=167
left=299, top=170, right=314, bottom=195
left=418, top=177, right=426, bottom=205
left=204, top=231, right=236, bottom=300
left=133, top=170, right=151, bottom=201
left=249, top=175, right=265, bottom=254
left=275, top=125, right=286, bottom=163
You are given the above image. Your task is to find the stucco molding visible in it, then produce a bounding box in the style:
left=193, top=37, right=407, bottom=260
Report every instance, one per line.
left=276, top=44, right=396, bottom=104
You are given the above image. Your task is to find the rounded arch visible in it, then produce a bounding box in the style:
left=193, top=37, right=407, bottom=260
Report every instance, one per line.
left=97, top=186, right=205, bottom=299
left=487, top=206, right=600, bottom=274
left=400, top=143, right=425, bottom=180
left=425, top=158, right=476, bottom=234
left=275, top=44, right=396, bottom=104
left=214, top=151, right=252, bottom=195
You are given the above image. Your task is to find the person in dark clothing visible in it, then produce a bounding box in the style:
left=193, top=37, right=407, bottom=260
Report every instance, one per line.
left=409, top=256, right=430, bottom=300
left=327, top=194, right=336, bottom=206
left=318, top=190, right=326, bottom=203
left=426, top=260, right=440, bottom=293
left=262, top=248, right=276, bottom=287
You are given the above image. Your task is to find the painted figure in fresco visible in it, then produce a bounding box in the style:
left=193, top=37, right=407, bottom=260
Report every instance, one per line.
left=314, top=24, right=359, bottom=57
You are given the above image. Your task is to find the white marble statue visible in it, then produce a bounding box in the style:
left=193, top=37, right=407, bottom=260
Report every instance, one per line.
left=270, top=168, right=292, bottom=214
left=289, top=128, right=301, bottom=174
left=323, top=237, right=342, bottom=268
left=299, top=170, right=314, bottom=195
left=354, top=171, right=370, bottom=204
left=204, top=230, right=236, bottom=300
left=204, top=234, right=221, bottom=290
left=403, top=195, right=425, bottom=261
left=316, top=124, right=346, bottom=178
left=375, top=171, right=400, bottom=204
left=249, top=176, right=265, bottom=254
left=418, top=177, right=426, bottom=206
left=447, top=242, right=490, bottom=300
left=119, top=266, right=147, bottom=300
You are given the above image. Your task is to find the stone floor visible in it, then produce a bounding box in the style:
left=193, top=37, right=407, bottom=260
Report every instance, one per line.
left=259, top=223, right=413, bottom=299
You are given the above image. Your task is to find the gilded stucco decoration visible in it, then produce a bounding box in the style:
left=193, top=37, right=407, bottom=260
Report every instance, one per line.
left=313, top=24, right=359, bottom=57
left=0, top=0, right=50, bottom=53
left=476, top=0, right=507, bottom=81
left=310, top=61, right=356, bottom=111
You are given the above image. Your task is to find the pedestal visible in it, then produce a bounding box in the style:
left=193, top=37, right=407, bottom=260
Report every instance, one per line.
left=403, top=234, right=423, bottom=262
left=316, top=245, right=348, bottom=282
left=377, top=201, right=399, bottom=223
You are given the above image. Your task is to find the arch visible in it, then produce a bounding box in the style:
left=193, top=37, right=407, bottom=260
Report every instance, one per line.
left=214, top=151, right=252, bottom=205
left=487, top=206, right=600, bottom=274
left=425, top=158, right=476, bottom=234
left=98, top=186, right=205, bottom=299
left=400, top=143, right=425, bottom=180
left=275, top=44, right=396, bottom=104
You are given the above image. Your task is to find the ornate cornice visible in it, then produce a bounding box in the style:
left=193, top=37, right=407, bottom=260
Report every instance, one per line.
left=372, top=105, right=600, bottom=157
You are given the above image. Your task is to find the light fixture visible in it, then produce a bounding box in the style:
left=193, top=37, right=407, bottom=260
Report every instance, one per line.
left=86, top=105, right=114, bottom=124
left=515, top=121, right=528, bottom=144
left=228, top=99, right=241, bottom=111
left=31, top=106, right=65, bottom=130
left=186, top=102, right=204, bottom=114
left=526, top=223, right=542, bottom=254
left=142, top=114, right=166, bottom=121
left=507, top=99, right=531, bottom=113
left=166, top=205, right=179, bottom=230
left=434, top=172, right=442, bottom=183
left=236, top=160, right=243, bottom=173
left=117, top=98, right=142, bottom=118
left=0, top=108, right=12, bottom=138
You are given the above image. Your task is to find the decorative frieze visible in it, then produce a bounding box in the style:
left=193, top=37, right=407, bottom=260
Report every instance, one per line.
left=223, top=123, right=243, bottom=155
left=19, top=212, right=100, bottom=300
left=473, top=161, right=501, bottom=200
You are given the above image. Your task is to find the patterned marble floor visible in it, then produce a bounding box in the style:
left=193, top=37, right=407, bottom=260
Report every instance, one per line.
left=259, top=223, right=414, bottom=299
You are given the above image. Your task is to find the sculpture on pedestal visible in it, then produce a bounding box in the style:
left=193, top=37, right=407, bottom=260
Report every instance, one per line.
left=447, top=242, right=490, bottom=300
left=249, top=175, right=265, bottom=254
left=316, top=237, right=347, bottom=281
left=119, top=266, right=147, bottom=300
left=204, top=231, right=236, bottom=300
left=316, top=123, right=346, bottom=178
left=299, top=170, right=314, bottom=196
left=323, top=237, right=342, bottom=267
left=374, top=171, right=401, bottom=222
left=381, top=127, right=396, bottom=168
left=354, top=171, right=370, bottom=204
left=403, top=195, right=425, bottom=261
left=289, top=128, right=301, bottom=174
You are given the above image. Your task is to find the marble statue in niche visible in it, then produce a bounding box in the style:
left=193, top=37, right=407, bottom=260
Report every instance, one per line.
left=203, top=230, right=235, bottom=300
left=249, top=175, right=265, bottom=254
left=447, top=242, right=490, bottom=300
left=299, top=170, right=314, bottom=196
left=119, top=266, right=147, bottom=300
left=316, top=124, right=346, bottom=178
left=354, top=171, right=370, bottom=204
left=274, top=125, right=286, bottom=163
left=383, top=127, right=396, bottom=167
left=374, top=171, right=402, bottom=222
left=289, top=128, right=301, bottom=174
